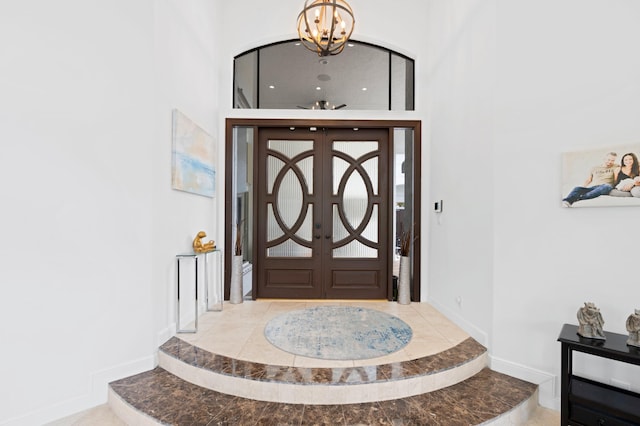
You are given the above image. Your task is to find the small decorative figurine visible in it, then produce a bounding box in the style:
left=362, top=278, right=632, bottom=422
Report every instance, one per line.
left=577, top=302, right=606, bottom=340
left=626, top=309, right=640, bottom=347
left=193, top=231, right=215, bottom=253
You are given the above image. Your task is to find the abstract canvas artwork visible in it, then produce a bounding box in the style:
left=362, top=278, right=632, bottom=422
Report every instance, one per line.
left=172, top=109, right=216, bottom=198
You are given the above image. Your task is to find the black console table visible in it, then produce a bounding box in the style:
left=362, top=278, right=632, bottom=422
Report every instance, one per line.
left=558, top=324, right=640, bottom=425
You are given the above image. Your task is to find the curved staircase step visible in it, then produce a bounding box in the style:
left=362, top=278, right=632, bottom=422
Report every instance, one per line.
left=157, top=336, right=489, bottom=404
left=109, top=366, right=537, bottom=425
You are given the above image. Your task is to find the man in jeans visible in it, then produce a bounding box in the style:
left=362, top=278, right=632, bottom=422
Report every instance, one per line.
left=562, top=152, right=618, bottom=207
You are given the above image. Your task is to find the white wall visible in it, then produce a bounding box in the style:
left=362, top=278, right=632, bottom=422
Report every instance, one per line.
left=0, top=1, right=156, bottom=424
left=422, top=0, right=497, bottom=347
left=423, top=0, right=640, bottom=409
left=0, top=1, right=220, bottom=424
left=151, top=0, right=221, bottom=349
left=492, top=0, right=640, bottom=407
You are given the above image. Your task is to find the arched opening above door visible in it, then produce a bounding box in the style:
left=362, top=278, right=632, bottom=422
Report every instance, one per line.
left=233, top=40, right=414, bottom=111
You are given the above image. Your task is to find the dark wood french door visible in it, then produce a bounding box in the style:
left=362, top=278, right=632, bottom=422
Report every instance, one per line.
left=256, top=127, right=389, bottom=299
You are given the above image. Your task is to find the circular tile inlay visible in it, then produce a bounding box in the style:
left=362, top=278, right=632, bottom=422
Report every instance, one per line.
left=264, top=306, right=413, bottom=360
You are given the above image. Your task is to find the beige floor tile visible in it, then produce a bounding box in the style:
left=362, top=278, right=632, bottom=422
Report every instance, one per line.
left=192, top=325, right=255, bottom=358
left=403, top=334, right=453, bottom=358
left=235, top=327, right=295, bottom=365
left=524, top=406, right=560, bottom=425
left=45, top=405, right=125, bottom=426
left=186, top=300, right=472, bottom=363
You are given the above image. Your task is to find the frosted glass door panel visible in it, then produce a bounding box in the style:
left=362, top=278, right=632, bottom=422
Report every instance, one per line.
left=333, top=141, right=378, bottom=160
left=331, top=140, right=379, bottom=259
left=277, top=169, right=303, bottom=229
left=342, top=169, right=368, bottom=229
left=268, top=139, right=313, bottom=158
left=266, top=138, right=314, bottom=259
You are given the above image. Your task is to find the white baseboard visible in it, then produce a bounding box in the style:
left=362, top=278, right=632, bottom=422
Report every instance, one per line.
left=490, top=355, right=560, bottom=411
left=157, top=325, right=173, bottom=348
left=0, top=355, right=156, bottom=426
left=427, top=299, right=490, bottom=347
left=426, top=299, right=560, bottom=411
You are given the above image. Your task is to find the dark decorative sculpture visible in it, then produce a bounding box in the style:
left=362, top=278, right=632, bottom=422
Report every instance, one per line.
left=193, top=231, right=215, bottom=253
left=577, top=302, right=606, bottom=340
left=626, top=309, right=640, bottom=347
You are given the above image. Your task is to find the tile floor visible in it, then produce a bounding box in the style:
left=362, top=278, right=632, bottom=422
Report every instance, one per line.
left=176, top=300, right=473, bottom=367
left=47, top=300, right=560, bottom=425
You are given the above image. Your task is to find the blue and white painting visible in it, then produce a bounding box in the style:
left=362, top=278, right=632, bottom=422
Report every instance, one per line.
left=172, top=109, right=216, bottom=198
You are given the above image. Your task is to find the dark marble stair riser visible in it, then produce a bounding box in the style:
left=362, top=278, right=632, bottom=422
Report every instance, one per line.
left=110, top=367, right=537, bottom=426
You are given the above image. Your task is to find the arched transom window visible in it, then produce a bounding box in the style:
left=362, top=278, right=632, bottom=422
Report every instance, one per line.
left=234, top=40, right=414, bottom=111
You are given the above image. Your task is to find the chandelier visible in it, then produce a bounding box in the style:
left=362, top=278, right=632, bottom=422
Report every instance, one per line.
left=297, top=0, right=355, bottom=57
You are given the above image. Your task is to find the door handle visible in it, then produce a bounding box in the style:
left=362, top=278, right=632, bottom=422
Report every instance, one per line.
left=325, top=235, right=331, bottom=239
left=314, top=235, right=321, bottom=239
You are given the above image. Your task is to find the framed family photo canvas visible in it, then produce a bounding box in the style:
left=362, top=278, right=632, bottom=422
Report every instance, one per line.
left=171, top=109, right=216, bottom=198
left=561, top=143, right=640, bottom=208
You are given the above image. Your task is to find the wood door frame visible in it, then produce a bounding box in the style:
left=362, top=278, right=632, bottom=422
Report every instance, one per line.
left=224, top=118, right=421, bottom=301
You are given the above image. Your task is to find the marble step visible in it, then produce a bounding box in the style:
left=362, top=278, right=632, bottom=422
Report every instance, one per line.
left=156, top=336, right=490, bottom=405
left=108, top=366, right=538, bottom=425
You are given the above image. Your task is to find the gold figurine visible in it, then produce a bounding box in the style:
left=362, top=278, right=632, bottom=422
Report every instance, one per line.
left=193, top=231, right=215, bottom=253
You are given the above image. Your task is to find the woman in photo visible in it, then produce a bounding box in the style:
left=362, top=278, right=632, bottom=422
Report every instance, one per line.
left=610, top=152, right=640, bottom=197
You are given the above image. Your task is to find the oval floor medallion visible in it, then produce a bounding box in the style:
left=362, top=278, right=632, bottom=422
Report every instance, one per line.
left=264, top=306, right=413, bottom=360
